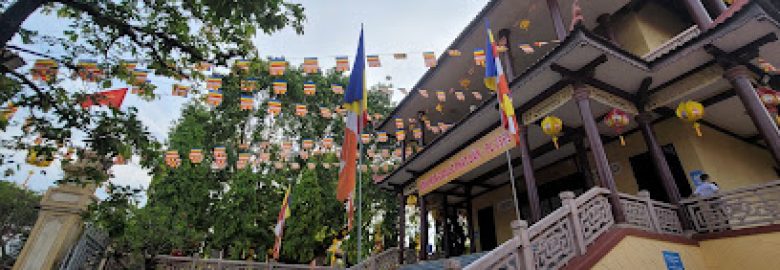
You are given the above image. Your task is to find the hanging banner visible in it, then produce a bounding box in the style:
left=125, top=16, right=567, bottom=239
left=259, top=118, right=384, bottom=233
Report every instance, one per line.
left=417, top=127, right=516, bottom=195
left=172, top=84, right=190, bottom=97
left=303, top=57, right=320, bottom=74
left=240, top=94, right=254, bottom=111
left=367, top=55, right=381, bottom=67
left=473, top=49, right=486, bottom=66
left=269, top=58, right=287, bottom=75
left=273, top=80, right=288, bottom=95
left=336, top=56, right=350, bottom=71
left=331, top=84, right=344, bottom=94
left=423, top=51, right=437, bottom=67
left=241, top=78, right=258, bottom=92
left=303, top=82, right=317, bottom=96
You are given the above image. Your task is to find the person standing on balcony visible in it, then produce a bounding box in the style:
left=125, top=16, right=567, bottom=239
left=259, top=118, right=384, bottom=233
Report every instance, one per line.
left=694, top=174, right=719, bottom=197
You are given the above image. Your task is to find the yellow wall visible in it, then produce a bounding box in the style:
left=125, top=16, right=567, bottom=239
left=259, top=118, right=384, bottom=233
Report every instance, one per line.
left=470, top=184, right=517, bottom=252
left=612, top=2, right=689, bottom=56
left=593, top=235, right=708, bottom=270
left=698, top=231, right=780, bottom=270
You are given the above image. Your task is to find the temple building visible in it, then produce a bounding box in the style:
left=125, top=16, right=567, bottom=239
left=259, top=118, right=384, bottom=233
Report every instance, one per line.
left=372, top=0, right=780, bottom=269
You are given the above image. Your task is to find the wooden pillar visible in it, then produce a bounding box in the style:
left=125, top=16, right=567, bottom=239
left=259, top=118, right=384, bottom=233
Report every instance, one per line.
left=704, top=0, right=728, bottom=17
left=573, top=84, right=625, bottom=223
left=573, top=133, right=595, bottom=188
left=518, top=125, right=542, bottom=223
left=636, top=112, right=693, bottom=230
left=465, top=186, right=476, bottom=254
left=419, top=194, right=428, bottom=260
left=546, top=0, right=567, bottom=41
left=725, top=65, right=780, bottom=164
left=397, top=188, right=406, bottom=264
left=683, top=0, right=714, bottom=30
left=441, top=198, right=451, bottom=258
left=401, top=139, right=407, bottom=162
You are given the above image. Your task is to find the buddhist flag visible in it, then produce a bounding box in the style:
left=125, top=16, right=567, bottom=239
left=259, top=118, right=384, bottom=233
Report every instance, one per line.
left=377, top=132, right=388, bottom=142
left=164, top=150, right=181, bottom=168
left=31, top=59, right=58, bottom=82
left=76, top=60, right=102, bottom=82
left=322, top=137, right=334, bottom=149
left=367, top=55, right=381, bottom=67
left=336, top=56, right=350, bottom=72
left=132, top=69, right=149, bottom=86
left=395, top=118, right=404, bottom=129
left=455, top=90, right=465, bottom=101
left=320, top=107, right=332, bottom=118
left=237, top=153, right=251, bottom=169
left=213, top=146, right=227, bottom=170
left=189, top=149, right=203, bottom=163
left=271, top=80, right=287, bottom=95
left=419, top=89, right=429, bottom=98
left=302, top=139, right=314, bottom=149
left=396, top=130, right=405, bottom=141
left=337, top=27, right=367, bottom=202
left=485, top=22, right=521, bottom=145
left=361, top=133, right=371, bottom=144
left=474, top=49, right=486, bottom=66
left=206, top=76, right=222, bottom=90
left=423, top=51, right=437, bottom=67
left=472, top=91, right=483, bottom=100
left=519, top=44, right=534, bottom=54
left=332, top=84, right=344, bottom=95
left=413, top=128, right=423, bottom=139
left=172, top=84, right=190, bottom=97
left=447, top=49, right=462, bottom=57
left=303, top=57, right=320, bottom=74
left=80, top=88, right=128, bottom=109
left=393, top=53, right=408, bottom=60
left=295, top=104, right=308, bottom=116
left=267, top=99, right=282, bottom=115
left=273, top=186, right=293, bottom=260
left=234, top=59, right=250, bottom=71
left=206, top=90, right=223, bottom=106
left=241, top=78, right=257, bottom=92
left=303, top=82, right=317, bottom=96
left=436, top=91, right=446, bottom=102
left=194, top=61, right=211, bottom=71
left=269, top=58, right=287, bottom=75
left=240, top=94, right=254, bottom=111
left=122, top=61, right=138, bottom=72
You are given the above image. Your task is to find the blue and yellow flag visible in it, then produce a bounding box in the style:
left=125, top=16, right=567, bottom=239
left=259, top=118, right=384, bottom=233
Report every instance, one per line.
left=337, top=27, right=367, bottom=202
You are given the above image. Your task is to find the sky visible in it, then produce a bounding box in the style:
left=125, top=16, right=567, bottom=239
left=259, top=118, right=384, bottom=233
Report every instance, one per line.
left=1, top=0, right=488, bottom=197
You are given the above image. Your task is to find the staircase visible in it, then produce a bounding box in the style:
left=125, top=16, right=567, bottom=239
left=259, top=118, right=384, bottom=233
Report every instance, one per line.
left=399, top=252, right=485, bottom=270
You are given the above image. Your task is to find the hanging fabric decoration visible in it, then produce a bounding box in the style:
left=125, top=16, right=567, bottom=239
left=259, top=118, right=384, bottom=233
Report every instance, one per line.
left=605, top=108, right=630, bottom=146
left=447, top=50, right=462, bottom=57
left=206, top=90, right=223, bottom=106
left=307, top=162, right=316, bottom=170
left=419, top=89, right=429, bottom=98
left=541, top=115, right=563, bottom=149
left=274, top=161, right=285, bottom=169
left=361, top=133, right=371, bottom=144
left=533, top=41, right=549, bottom=47
left=76, top=60, right=103, bottom=82
left=237, top=153, right=251, bottom=169
left=758, top=87, right=780, bottom=114
left=474, top=49, right=486, bottom=66
left=395, top=130, right=406, bottom=141
left=322, top=137, right=334, bottom=148
left=240, top=94, right=254, bottom=111
left=122, top=61, right=138, bottom=72
left=241, top=78, right=258, bottom=92
left=381, top=149, right=390, bottom=158
left=212, top=146, right=227, bottom=170
left=132, top=69, right=150, bottom=86
left=394, top=53, right=408, bottom=60
left=367, top=55, right=381, bottom=67
left=189, top=149, right=203, bottom=163
left=282, top=141, right=293, bottom=151
left=303, top=82, right=317, bottom=96
left=303, top=57, right=320, bottom=74
left=423, top=51, right=437, bottom=67
left=172, top=84, right=190, bottom=97
left=332, top=84, right=344, bottom=94
left=518, top=44, right=534, bottom=54
left=260, top=152, right=271, bottom=162
left=269, top=58, right=287, bottom=75
left=438, top=122, right=451, bottom=133
left=295, top=104, right=308, bottom=116
left=31, top=59, right=58, bottom=82
left=273, top=80, right=287, bottom=95
left=267, top=99, right=282, bottom=115
left=320, top=107, right=332, bottom=118
left=472, top=91, right=483, bottom=100
left=454, top=91, right=465, bottom=101
left=206, top=76, right=222, bottom=90
left=164, top=150, right=181, bottom=168
left=395, top=118, right=404, bottom=129
left=302, top=139, right=315, bottom=149
left=322, top=162, right=331, bottom=169
left=676, top=100, right=704, bottom=137
left=412, top=128, right=423, bottom=139
left=436, top=91, right=446, bottom=102
left=300, top=150, right=310, bottom=161
left=234, top=59, right=251, bottom=71
left=758, top=58, right=778, bottom=74
left=291, top=162, right=301, bottom=170
left=336, top=56, right=350, bottom=71
left=377, top=132, right=388, bottom=142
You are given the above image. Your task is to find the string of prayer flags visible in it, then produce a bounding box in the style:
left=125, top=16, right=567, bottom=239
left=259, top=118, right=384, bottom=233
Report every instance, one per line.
left=303, top=57, right=320, bottom=74
left=518, top=44, right=534, bottom=54
left=393, top=53, right=408, bottom=60
left=361, top=133, right=371, bottom=144
left=31, top=59, right=58, bottom=82
left=322, top=137, right=334, bottom=148
left=172, top=84, right=190, bottom=97
left=295, top=104, right=308, bottom=116
left=396, top=130, right=406, bottom=141
left=165, top=150, right=181, bottom=168
left=273, top=80, right=288, bottom=95
left=302, top=139, right=314, bottom=149
left=237, top=153, right=251, bottom=169
left=455, top=90, right=465, bottom=101
left=241, top=78, right=258, bottom=92
left=240, top=94, right=254, bottom=111
left=206, top=90, right=223, bottom=106
left=189, top=149, right=203, bottom=163
left=132, top=69, right=150, bottom=86
left=336, top=56, right=350, bottom=71
left=320, top=107, right=332, bottom=118
left=269, top=58, right=287, bottom=75
left=472, top=91, right=483, bottom=100
left=474, top=49, right=486, bottom=66
left=395, top=118, right=404, bottom=129
left=367, top=55, right=381, bottom=67
left=76, top=60, right=103, bottom=82
left=447, top=49, right=462, bottom=57
left=377, top=132, right=388, bottom=142
left=332, top=84, right=344, bottom=95
left=423, top=51, right=437, bottom=67
left=267, top=99, right=282, bottom=115
left=303, top=82, right=317, bottom=96
left=412, top=128, right=423, bottom=139
left=234, top=59, right=251, bottom=71
left=436, top=91, right=446, bottom=102
left=206, top=76, right=222, bottom=90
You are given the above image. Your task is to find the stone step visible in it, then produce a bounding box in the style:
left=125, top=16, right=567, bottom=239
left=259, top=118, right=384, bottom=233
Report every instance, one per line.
left=400, top=252, right=486, bottom=270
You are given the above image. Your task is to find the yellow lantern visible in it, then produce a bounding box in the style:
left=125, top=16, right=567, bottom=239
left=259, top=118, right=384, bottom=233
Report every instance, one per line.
left=541, top=115, right=563, bottom=149
left=406, top=194, right=417, bottom=206
left=676, top=100, right=704, bottom=137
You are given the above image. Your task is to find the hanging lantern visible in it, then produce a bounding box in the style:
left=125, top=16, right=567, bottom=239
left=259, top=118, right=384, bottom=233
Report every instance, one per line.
left=332, top=84, right=344, bottom=94
left=541, top=115, right=563, bottom=149
left=206, top=90, right=223, bottom=106
left=307, top=162, right=317, bottom=170
left=269, top=58, right=287, bottom=75
left=300, top=150, right=310, bottom=160
left=322, top=137, right=334, bottom=148
left=322, top=162, right=331, bottom=169
left=274, top=161, right=285, bottom=169
left=436, top=91, right=446, bottom=102
left=412, top=128, right=423, bottom=139
left=240, top=94, right=254, bottom=111
left=676, top=100, right=704, bottom=137
left=406, top=195, right=417, bottom=206
left=295, top=104, right=308, bottom=117
left=605, top=108, right=630, bottom=146
left=320, top=107, right=332, bottom=118
left=273, top=80, right=288, bottom=95
left=241, top=78, right=258, bottom=92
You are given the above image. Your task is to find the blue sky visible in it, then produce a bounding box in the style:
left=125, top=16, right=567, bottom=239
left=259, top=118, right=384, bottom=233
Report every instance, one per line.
left=1, top=0, right=487, bottom=196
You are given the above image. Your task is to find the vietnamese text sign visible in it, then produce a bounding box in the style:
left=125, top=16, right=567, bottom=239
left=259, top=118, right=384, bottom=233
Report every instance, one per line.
left=662, top=250, right=684, bottom=270
left=417, top=127, right=516, bottom=195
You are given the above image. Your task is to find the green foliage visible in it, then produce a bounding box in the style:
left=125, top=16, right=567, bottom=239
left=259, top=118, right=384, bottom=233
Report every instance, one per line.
left=0, top=181, right=41, bottom=267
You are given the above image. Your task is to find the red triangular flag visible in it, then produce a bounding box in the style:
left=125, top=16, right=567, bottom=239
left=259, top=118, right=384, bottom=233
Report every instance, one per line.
left=80, top=88, right=128, bottom=109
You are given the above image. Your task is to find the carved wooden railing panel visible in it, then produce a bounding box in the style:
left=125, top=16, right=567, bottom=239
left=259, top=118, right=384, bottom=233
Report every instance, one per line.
left=681, top=180, right=780, bottom=232
left=574, top=190, right=614, bottom=246
left=530, top=214, right=576, bottom=270
left=618, top=191, right=683, bottom=235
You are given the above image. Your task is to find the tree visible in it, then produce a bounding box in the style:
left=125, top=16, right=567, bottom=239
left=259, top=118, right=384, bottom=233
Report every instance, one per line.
left=0, top=181, right=41, bottom=268
left=0, top=0, right=306, bottom=185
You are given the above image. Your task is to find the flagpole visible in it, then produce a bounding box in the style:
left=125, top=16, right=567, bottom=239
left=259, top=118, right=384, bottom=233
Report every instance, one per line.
left=357, top=102, right=364, bottom=263
left=503, top=150, right=522, bottom=220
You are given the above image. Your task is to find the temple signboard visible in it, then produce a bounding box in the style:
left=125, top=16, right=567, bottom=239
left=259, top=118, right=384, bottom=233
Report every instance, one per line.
left=417, top=127, right=516, bottom=195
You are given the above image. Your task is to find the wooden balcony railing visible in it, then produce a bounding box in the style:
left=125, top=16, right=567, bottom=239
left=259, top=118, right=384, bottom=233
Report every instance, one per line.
left=348, top=247, right=408, bottom=270
left=681, top=179, right=780, bottom=233
left=641, top=25, right=701, bottom=61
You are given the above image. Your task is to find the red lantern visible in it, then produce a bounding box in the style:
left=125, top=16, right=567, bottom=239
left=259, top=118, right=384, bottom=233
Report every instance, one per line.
left=605, top=108, right=630, bottom=146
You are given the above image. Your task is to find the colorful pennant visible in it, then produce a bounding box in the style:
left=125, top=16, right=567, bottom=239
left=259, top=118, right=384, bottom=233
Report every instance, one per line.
left=336, top=56, right=350, bottom=72
left=206, top=90, right=223, bottom=106
left=423, top=51, right=437, bottom=67
left=172, top=84, right=190, bottom=97
left=367, top=55, right=381, bottom=67
left=303, top=57, right=320, bottom=74
left=240, top=94, right=254, bottom=111
left=332, top=84, right=344, bottom=95
left=273, top=80, right=288, bottom=95
left=303, top=82, right=317, bottom=96
left=474, top=49, right=486, bottom=66
left=267, top=99, right=282, bottom=115
left=269, top=58, right=287, bottom=75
